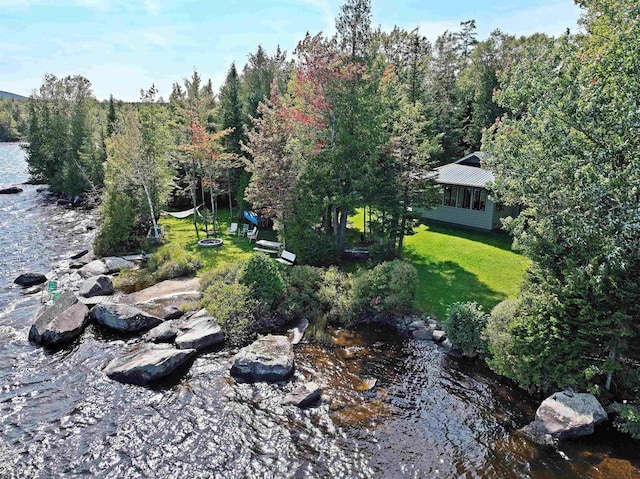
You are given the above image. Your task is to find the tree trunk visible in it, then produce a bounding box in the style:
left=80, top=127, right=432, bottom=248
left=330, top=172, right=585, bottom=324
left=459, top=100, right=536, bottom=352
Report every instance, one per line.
left=142, top=183, right=159, bottom=242
left=228, top=169, right=233, bottom=220
left=200, top=176, right=208, bottom=235
left=605, top=348, right=617, bottom=391
left=337, top=205, right=349, bottom=252
left=191, top=160, right=199, bottom=240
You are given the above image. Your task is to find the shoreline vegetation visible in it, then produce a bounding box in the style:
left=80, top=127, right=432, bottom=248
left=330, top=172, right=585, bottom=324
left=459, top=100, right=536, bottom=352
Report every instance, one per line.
left=15, top=0, right=640, bottom=451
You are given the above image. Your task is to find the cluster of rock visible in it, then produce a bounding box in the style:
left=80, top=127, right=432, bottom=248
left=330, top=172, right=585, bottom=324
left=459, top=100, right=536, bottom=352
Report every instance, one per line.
left=366, top=314, right=455, bottom=352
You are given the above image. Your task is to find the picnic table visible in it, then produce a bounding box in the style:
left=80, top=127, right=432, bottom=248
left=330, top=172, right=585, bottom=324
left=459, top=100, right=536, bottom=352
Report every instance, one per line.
left=255, top=240, right=283, bottom=250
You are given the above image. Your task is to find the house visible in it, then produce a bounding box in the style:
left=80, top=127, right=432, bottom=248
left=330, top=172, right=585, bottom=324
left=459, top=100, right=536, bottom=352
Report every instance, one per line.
left=420, top=152, right=520, bottom=230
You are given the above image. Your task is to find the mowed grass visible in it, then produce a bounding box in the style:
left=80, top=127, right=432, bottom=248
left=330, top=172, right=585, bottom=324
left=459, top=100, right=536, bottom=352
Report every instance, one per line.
left=349, top=211, right=530, bottom=320
left=158, top=209, right=279, bottom=273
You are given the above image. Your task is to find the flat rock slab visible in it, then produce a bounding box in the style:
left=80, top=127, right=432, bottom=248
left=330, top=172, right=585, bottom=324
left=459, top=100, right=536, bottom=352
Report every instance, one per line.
left=231, top=335, right=295, bottom=383
left=522, top=390, right=608, bottom=444
left=29, top=291, right=89, bottom=346
left=78, top=260, right=108, bottom=278
left=102, top=256, right=136, bottom=273
left=286, top=382, right=322, bottom=407
left=104, top=344, right=196, bottom=385
left=412, top=328, right=432, bottom=340
left=79, top=275, right=114, bottom=298
left=175, top=318, right=224, bottom=351
left=14, top=272, right=47, bottom=288
left=121, top=278, right=200, bottom=304
left=90, top=303, right=162, bottom=332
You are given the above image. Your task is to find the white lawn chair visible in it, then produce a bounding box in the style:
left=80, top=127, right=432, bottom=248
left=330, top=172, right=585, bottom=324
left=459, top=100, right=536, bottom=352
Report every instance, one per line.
left=228, top=222, right=238, bottom=235
left=240, top=224, right=249, bottom=236
left=275, top=250, right=296, bottom=266
left=247, top=227, right=258, bottom=242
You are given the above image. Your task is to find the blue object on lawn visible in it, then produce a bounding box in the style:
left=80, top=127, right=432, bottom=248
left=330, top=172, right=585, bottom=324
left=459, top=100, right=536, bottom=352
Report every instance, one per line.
left=243, top=210, right=259, bottom=226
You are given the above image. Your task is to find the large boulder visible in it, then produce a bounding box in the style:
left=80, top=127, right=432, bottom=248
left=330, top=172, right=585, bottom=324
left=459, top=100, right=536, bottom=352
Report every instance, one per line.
left=104, top=344, right=197, bottom=385
left=14, top=272, right=47, bottom=288
left=78, top=275, right=114, bottom=298
left=522, top=390, right=608, bottom=445
left=102, top=256, right=135, bottom=274
left=285, top=382, right=322, bottom=408
left=28, top=291, right=89, bottom=346
left=90, top=303, right=162, bottom=332
left=78, top=260, right=108, bottom=278
left=163, top=305, right=183, bottom=320
left=231, top=335, right=294, bottom=383
left=175, top=317, right=224, bottom=351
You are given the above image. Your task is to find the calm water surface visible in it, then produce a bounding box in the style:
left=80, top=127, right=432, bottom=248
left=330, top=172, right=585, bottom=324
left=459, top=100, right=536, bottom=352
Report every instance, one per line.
left=0, top=142, right=638, bottom=478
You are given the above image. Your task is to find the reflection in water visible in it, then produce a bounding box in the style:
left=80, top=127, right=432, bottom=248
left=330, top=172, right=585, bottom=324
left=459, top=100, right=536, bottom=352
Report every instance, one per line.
left=1, top=143, right=639, bottom=478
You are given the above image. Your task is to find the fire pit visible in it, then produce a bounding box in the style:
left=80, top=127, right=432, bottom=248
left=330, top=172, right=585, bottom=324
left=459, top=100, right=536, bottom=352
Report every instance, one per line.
left=197, top=238, right=223, bottom=248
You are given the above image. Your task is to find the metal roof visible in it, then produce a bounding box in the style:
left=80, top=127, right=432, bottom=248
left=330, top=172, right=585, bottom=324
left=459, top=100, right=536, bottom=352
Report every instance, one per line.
left=434, top=152, right=494, bottom=188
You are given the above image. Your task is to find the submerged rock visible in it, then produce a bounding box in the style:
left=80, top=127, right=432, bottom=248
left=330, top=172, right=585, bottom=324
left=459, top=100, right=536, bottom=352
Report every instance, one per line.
left=28, top=291, right=89, bottom=346
left=286, top=382, right=322, bottom=407
left=90, top=303, right=162, bottom=332
left=78, top=275, right=114, bottom=298
left=0, top=186, right=23, bottom=194
left=104, top=344, right=196, bottom=385
left=522, top=390, right=608, bottom=445
left=14, top=272, right=47, bottom=288
left=69, top=249, right=89, bottom=260
left=175, top=318, right=224, bottom=351
left=231, top=335, right=294, bottom=383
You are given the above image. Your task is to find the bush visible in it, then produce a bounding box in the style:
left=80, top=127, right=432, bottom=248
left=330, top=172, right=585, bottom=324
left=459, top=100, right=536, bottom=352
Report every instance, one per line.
left=614, top=404, right=640, bottom=440
left=199, top=262, right=242, bottom=293
left=278, top=265, right=325, bottom=321
left=284, top=227, right=340, bottom=266
left=352, top=260, right=418, bottom=319
left=202, top=281, right=256, bottom=347
left=318, top=267, right=354, bottom=325
left=484, top=299, right=520, bottom=373
left=443, top=302, right=489, bottom=357
left=94, top=190, right=138, bottom=256
left=239, top=253, right=284, bottom=311
left=147, top=244, right=202, bottom=281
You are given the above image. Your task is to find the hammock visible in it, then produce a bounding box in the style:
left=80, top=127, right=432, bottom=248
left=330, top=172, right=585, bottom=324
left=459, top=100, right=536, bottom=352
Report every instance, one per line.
left=164, top=205, right=201, bottom=219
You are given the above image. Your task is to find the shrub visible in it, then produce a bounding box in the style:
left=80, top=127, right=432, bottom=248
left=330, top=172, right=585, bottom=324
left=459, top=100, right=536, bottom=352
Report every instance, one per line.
left=352, top=260, right=418, bottom=319
left=239, top=253, right=284, bottom=311
left=202, top=281, right=256, bottom=347
left=94, top=189, right=138, bottom=255
left=318, top=267, right=355, bottom=325
left=147, top=244, right=202, bottom=281
left=484, top=298, right=520, bottom=373
left=443, top=302, right=489, bottom=357
left=278, top=265, right=324, bottom=321
left=199, top=262, right=242, bottom=293
left=614, top=404, right=640, bottom=440
left=284, top=227, right=340, bottom=266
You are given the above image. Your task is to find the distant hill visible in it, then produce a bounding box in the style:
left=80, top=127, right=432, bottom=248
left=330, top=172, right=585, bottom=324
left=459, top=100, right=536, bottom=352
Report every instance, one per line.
left=0, top=91, right=27, bottom=100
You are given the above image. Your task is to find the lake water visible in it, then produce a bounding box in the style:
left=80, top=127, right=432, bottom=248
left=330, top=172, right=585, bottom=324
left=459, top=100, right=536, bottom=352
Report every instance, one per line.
left=0, top=142, right=638, bottom=478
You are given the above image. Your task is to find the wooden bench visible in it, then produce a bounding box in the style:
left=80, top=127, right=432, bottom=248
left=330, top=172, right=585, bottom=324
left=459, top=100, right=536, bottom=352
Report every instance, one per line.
left=253, top=247, right=279, bottom=255
left=275, top=250, right=296, bottom=266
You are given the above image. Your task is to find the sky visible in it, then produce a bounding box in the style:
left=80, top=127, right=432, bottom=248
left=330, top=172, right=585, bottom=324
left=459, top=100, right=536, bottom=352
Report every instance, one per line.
left=0, top=0, right=583, bottom=101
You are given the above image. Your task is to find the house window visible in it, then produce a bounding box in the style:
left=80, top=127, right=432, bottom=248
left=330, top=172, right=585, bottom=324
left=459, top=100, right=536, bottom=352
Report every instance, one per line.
left=441, top=185, right=487, bottom=211
left=443, top=185, right=457, bottom=206
left=463, top=188, right=472, bottom=209
left=479, top=190, right=487, bottom=211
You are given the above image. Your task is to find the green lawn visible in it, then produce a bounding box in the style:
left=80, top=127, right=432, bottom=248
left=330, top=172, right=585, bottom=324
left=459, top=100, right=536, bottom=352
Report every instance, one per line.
left=348, top=211, right=530, bottom=320
left=158, top=209, right=279, bottom=273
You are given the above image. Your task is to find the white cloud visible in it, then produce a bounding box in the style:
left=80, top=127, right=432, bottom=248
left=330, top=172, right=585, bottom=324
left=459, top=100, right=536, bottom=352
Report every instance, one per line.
left=143, top=0, right=160, bottom=15
left=294, top=0, right=334, bottom=35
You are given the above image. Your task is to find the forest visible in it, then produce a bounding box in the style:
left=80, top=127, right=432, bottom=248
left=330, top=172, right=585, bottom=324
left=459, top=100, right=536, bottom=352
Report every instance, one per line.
left=20, top=0, right=640, bottom=438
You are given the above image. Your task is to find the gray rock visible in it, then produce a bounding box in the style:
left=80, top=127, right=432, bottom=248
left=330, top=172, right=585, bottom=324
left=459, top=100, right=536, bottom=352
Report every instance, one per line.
left=0, top=186, right=23, bottom=194
left=78, top=275, right=114, bottom=298
left=175, top=318, right=224, bottom=351
left=286, top=382, right=322, bottom=407
left=178, top=309, right=210, bottom=330
left=407, top=320, right=427, bottom=331
left=14, top=272, right=47, bottom=287
left=231, top=335, right=295, bottom=382
left=102, top=256, right=135, bottom=273
left=163, top=305, right=182, bottom=320
left=145, top=320, right=179, bottom=343
left=412, top=328, right=432, bottom=340
left=90, top=303, right=162, bottom=332
left=69, top=249, right=89, bottom=260
left=432, top=330, right=447, bottom=343
left=28, top=291, right=89, bottom=346
left=104, top=344, right=196, bottom=385
left=521, top=390, right=608, bottom=445
left=290, top=318, right=309, bottom=345
left=22, top=285, right=43, bottom=295
left=78, top=260, right=108, bottom=278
